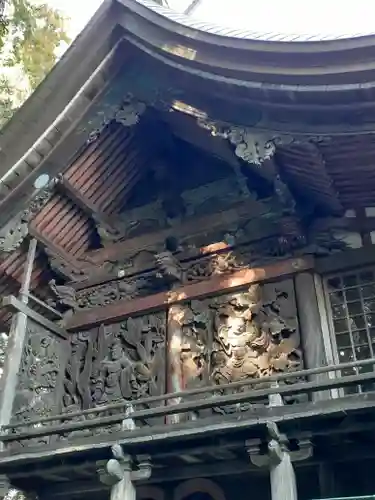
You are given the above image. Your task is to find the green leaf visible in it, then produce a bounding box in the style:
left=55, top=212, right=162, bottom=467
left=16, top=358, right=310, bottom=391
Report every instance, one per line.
left=0, top=0, right=71, bottom=128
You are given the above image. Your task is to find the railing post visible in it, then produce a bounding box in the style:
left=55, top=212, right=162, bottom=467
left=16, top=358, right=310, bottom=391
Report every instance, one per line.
left=98, top=445, right=151, bottom=500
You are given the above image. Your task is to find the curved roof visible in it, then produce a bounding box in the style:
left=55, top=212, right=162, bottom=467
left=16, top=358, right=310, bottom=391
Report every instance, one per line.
left=139, top=0, right=375, bottom=43
left=112, top=0, right=375, bottom=136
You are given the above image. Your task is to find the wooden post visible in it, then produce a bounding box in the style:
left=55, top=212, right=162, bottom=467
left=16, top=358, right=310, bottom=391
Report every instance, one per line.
left=294, top=272, right=330, bottom=401
left=0, top=238, right=37, bottom=453
left=167, top=304, right=185, bottom=424
left=98, top=445, right=151, bottom=500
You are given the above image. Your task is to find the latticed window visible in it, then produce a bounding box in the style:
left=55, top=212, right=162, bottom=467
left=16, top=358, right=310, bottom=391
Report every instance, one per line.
left=326, top=267, right=375, bottom=394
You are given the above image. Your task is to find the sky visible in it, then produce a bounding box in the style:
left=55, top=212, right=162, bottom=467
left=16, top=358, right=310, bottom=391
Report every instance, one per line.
left=47, top=0, right=375, bottom=41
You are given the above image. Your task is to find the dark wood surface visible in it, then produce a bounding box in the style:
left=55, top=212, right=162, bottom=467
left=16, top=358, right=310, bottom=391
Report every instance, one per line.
left=67, top=256, right=313, bottom=329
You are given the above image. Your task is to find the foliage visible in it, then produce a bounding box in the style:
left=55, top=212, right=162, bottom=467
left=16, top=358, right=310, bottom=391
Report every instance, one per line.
left=0, top=0, right=70, bottom=127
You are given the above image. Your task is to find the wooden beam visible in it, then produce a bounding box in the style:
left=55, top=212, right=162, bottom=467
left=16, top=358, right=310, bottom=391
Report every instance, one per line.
left=28, top=226, right=85, bottom=281
left=81, top=197, right=273, bottom=265
left=1, top=393, right=375, bottom=466
left=3, top=295, right=68, bottom=339
left=316, top=245, right=375, bottom=274
left=72, top=240, right=232, bottom=290
left=67, top=256, right=313, bottom=330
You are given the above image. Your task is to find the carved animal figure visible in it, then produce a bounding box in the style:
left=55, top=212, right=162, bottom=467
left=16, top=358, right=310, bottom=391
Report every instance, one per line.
left=155, top=251, right=185, bottom=284
left=48, top=279, right=77, bottom=325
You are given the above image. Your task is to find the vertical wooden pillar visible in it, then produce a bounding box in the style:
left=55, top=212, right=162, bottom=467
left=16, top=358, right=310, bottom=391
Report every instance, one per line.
left=294, top=272, right=330, bottom=401
left=0, top=238, right=37, bottom=452
left=166, top=304, right=185, bottom=424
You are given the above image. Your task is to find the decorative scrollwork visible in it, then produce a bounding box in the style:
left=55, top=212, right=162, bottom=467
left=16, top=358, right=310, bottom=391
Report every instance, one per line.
left=87, top=94, right=146, bottom=143
left=0, top=181, right=56, bottom=253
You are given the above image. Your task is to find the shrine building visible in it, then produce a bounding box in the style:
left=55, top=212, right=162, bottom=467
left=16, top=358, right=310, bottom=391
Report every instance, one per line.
left=1, top=1, right=375, bottom=500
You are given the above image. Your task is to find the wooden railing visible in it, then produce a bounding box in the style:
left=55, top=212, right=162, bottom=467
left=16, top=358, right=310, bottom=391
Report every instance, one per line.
left=2, top=357, right=375, bottom=445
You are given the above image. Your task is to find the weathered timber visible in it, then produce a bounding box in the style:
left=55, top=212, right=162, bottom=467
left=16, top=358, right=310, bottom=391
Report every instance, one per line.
left=3, top=368, right=375, bottom=442
left=28, top=226, right=85, bottom=281
left=25, top=293, right=62, bottom=319
left=316, top=245, right=375, bottom=274
left=2, top=296, right=68, bottom=340
left=6, top=356, right=375, bottom=431
left=73, top=240, right=232, bottom=291
left=2, top=393, right=375, bottom=464
left=0, top=38, right=125, bottom=227
left=56, top=177, right=117, bottom=231
left=163, top=280, right=302, bottom=420
left=67, top=256, right=312, bottom=329
left=294, top=272, right=329, bottom=402
left=82, top=198, right=273, bottom=265
left=0, top=239, right=37, bottom=453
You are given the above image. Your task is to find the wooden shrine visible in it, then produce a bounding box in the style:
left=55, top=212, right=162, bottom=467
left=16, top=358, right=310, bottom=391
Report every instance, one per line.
left=2, top=1, right=375, bottom=500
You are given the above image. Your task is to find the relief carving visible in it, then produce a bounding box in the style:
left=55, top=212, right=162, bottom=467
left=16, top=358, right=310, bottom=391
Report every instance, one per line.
left=47, top=280, right=78, bottom=325
left=196, top=119, right=293, bottom=165
left=87, top=94, right=146, bottom=143
left=0, top=181, right=56, bottom=253
left=168, top=280, right=302, bottom=416
left=10, top=320, right=68, bottom=447
left=75, top=214, right=347, bottom=312
left=94, top=178, right=246, bottom=246
left=62, top=312, right=166, bottom=436
left=75, top=276, right=159, bottom=310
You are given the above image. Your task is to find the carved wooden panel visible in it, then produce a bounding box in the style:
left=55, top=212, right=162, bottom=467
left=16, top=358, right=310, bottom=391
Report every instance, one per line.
left=167, top=279, right=302, bottom=416
left=61, top=310, right=167, bottom=436
left=10, top=319, right=69, bottom=448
